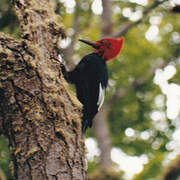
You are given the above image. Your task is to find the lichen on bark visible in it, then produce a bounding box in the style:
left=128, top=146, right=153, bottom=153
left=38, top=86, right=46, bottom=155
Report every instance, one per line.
left=0, top=0, right=85, bottom=179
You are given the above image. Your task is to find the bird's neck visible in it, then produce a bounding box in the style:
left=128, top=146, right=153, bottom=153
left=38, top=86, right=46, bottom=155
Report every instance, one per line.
left=93, top=52, right=107, bottom=62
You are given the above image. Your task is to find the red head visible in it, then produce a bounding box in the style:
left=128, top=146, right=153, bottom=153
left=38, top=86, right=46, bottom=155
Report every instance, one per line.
left=79, top=37, right=124, bottom=62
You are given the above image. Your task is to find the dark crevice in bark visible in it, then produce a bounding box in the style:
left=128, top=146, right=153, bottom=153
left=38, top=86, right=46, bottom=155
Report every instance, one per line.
left=21, top=41, right=36, bottom=59
left=67, top=159, right=73, bottom=179
left=52, top=175, right=58, bottom=180
left=0, top=90, right=7, bottom=135
left=55, top=132, right=68, bottom=146
left=11, top=151, right=18, bottom=179
left=26, top=159, right=33, bottom=180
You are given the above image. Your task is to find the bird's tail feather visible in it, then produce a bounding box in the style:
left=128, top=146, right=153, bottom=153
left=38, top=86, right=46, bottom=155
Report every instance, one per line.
left=82, top=118, right=93, bottom=133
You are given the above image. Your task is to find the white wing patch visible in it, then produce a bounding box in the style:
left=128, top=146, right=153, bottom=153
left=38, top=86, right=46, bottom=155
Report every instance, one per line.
left=97, top=83, right=105, bottom=111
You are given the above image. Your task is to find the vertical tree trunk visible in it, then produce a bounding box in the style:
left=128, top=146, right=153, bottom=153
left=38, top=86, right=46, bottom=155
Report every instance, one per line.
left=0, top=0, right=86, bottom=179
left=92, top=0, right=113, bottom=169
left=101, top=0, right=113, bottom=37
left=92, top=104, right=112, bottom=169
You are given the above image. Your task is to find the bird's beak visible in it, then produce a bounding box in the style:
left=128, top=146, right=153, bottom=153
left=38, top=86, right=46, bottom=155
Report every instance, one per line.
left=79, top=39, right=98, bottom=49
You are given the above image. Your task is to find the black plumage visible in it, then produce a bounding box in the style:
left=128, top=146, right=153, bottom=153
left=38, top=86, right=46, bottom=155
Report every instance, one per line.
left=171, top=5, right=180, bottom=13
left=62, top=53, right=108, bottom=133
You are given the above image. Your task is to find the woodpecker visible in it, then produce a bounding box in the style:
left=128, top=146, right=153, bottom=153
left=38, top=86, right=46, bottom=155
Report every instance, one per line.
left=62, top=37, right=124, bottom=133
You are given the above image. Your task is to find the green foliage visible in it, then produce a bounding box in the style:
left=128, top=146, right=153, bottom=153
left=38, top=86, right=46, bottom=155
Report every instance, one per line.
left=88, top=168, right=123, bottom=180
left=0, top=135, right=11, bottom=179
left=133, top=153, right=164, bottom=180
left=0, top=0, right=19, bottom=37
left=87, top=160, right=99, bottom=174
left=105, top=2, right=179, bottom=158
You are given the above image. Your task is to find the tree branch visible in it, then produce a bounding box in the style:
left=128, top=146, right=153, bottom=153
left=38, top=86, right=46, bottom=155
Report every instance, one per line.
left=112, top=0, right=167, bottom=37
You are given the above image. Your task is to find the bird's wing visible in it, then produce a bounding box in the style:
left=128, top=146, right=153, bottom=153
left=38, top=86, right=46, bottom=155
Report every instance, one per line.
left=97, top=83, right=105, bottom=111
left=79, top=55, right=105, bottom=113
left=76, top=76, right=100, bottom=119
left=75, top=78, right=99, bottom=132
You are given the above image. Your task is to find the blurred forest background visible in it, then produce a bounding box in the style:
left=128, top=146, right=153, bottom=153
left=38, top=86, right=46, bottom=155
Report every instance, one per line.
left=0, top=0, right=180, bottom=179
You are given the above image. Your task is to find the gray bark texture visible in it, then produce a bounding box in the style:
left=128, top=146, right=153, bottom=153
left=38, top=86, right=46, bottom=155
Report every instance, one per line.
left=0, top=0, right=86, bottom=179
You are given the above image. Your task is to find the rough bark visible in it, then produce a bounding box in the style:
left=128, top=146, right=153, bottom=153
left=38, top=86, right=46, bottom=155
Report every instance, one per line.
left=0, top=0, right=86, bottom=179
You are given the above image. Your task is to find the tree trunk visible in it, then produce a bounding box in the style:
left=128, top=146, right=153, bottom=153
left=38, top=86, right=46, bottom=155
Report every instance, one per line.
left=92, top=104, right=112, bottom=169
left=0, top=0, right=86, bottom=179
left=92, top=0, right=113, bottom=170
left=101, top=0, right=113, bottom=37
